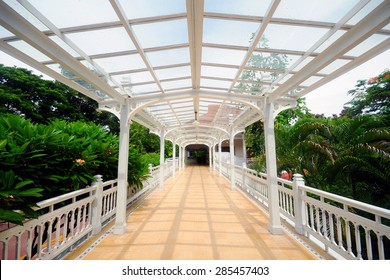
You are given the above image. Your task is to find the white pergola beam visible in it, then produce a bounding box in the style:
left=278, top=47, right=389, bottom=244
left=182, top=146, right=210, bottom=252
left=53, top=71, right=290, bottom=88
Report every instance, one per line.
left=0, top=1, right=125, bottom=103
left=109, top=0, right=165, bottom=93
left=228, top=0, right=281, bottom=93
left=187, top=0, right=204, bottom=89
left=270, top=0, right=390, bottom=102
left=296, top=38, right=390, bottom=98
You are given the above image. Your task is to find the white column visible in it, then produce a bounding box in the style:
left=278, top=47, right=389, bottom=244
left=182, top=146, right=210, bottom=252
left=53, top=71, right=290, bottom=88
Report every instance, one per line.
left=218, top=140, right=222, bottom=175
left=91, top=175, right=103, bottom=235
left=209, top=145, right=212, bottom=169
left=159, top=129, right=165, bottom=189
left=182, top=146, right=186, bottom=168
left=264, top=101, right=283, bottom=235
left=293, top=173, right=306, bottom=235
left=178, top=145, right=182, bottom=170
left=242, top=133, right=247, bottom=165
left=172, top=140, right=176, bottom=176
left=230, top=133, right=236, bottom=190
left=213, top=143, right=217, bottom=170
left=113, top=102, right=130, bottom=235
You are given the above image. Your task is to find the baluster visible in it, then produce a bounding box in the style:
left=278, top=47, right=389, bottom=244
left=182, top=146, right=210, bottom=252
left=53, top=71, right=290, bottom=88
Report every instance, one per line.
left=316, top=207, right=321, bottom=234
left=69, top=211, right=75, bottom=238
left=81, top=205, right=86, bottom=231
left=309, top=204, right=315, bottom=230
left=37, top=224, right=43, bottom=259
left=87, top=202, right=93, bottom=226
left=365, top=228, right=373, bottom=260
left=101, top=196, right=106, bottom=216
left=109, top=193, right=113, bottom=212
left=378, top=234, right=385, bottom=260
left=288, top=194, right=293, bottom=216
left=345, top=220, right=353, bottom=256
left=304, top=202, right=310, bottom=230
left=354, top=224, right=362, bottom=259
left=111, top=192, right=114, bottom=211
left=54, top=216, right=60, bottom=247
left=15, top=234, right=21, bottom=260
left=330, top=214, right=335, bottom=244
left=321, top=204, right=327, bottom=237
left=75, top=207, right=80, bottom=235
left=46, top=220, right=53, bottom=253
left=3, top=238, right=9, bottom=260
left=336, top=216, right=343, bottom=250
left=63, top=213, right=68, bottom=243
left=26, top=229, right=33, bottom=259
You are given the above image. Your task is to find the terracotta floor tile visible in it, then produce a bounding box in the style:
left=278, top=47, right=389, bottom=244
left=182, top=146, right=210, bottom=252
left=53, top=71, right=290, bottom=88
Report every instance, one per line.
left=77, top=166, right=319, bottom=260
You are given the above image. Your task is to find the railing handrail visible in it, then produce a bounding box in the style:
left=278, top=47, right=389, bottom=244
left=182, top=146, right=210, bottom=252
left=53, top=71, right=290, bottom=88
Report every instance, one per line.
left=36, top=185, right=97, bottom=210
left=300, top=185, right=390, bottom=219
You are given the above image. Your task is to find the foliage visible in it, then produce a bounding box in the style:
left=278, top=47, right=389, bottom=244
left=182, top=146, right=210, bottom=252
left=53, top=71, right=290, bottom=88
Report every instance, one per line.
left=0, top=114, right=148, bottom=224
left=0, top=64, right=119, bottom=133
left=140, top=152, right=160, bottom=167
left=343, top=69, right=390, bottom=119
left=130, top=121, right=174, bottom=158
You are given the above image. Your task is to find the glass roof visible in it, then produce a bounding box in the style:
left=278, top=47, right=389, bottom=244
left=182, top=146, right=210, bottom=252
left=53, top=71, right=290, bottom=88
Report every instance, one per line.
left=0, top=0, right=389, bottom=146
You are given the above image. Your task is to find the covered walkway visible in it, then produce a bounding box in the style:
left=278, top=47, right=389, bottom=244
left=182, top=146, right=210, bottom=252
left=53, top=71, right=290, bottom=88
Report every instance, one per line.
left=68, top=166, right=319, bottom=260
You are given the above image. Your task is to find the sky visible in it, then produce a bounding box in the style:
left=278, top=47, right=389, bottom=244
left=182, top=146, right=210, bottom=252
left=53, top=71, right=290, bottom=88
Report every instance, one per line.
left=304, top=48, right=390, bottom=116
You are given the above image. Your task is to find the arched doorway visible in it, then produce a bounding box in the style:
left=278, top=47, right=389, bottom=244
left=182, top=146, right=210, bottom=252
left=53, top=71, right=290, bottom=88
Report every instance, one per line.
left=186, top=144, right=209, bottom=165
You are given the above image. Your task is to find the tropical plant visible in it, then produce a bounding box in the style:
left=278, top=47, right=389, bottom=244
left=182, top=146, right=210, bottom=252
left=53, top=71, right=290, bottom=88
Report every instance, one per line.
left=343, top=69, right=390, bottom=119
left=0, top=114, right=149, bottom=224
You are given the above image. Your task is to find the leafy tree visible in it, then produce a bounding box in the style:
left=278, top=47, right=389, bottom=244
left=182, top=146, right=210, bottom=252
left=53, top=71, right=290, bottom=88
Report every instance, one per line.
left=0, top=64, right=119, bottom=133
left=0, top=114, right=148, bottom=224
left=342, top=69, right=390, bottom=119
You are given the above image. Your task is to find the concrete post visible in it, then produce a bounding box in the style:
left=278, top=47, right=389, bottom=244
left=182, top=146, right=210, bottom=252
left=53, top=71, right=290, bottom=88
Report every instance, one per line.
left=172, top=140, right=176, bottom=176
left=230, top=133, right=236, bottom=190
left=113, top=102, right=130, bottom=235
left=293, top=173, right=306, bottom=235
left=91, top=175, right=103, bottom=235
left=159, top=129, right=165, bottom=189
left=264, top=101, right=283, bottom=235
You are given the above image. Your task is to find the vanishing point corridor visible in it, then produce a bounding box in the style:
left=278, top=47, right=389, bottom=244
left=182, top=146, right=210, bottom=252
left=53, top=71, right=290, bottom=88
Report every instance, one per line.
left=67, top=166, right=319, bottom=260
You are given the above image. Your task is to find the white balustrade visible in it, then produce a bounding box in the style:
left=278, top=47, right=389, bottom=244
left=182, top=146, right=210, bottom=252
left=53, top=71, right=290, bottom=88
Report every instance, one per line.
left=2, top=162, right=389, bottom=260
left=0, top=165, right=163, bottom=260
left=226, top=161, right=390, bottom=260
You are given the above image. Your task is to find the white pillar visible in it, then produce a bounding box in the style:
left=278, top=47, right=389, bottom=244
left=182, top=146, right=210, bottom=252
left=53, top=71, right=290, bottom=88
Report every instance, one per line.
left=213, top=143, right=217, bottom=170
left=172, top=140, right=176, bottom=176
left=218, top=140, right=222, bottom=175
left=113, top=102, right=130, bottom=235
left=181, top=146, right=187, bottom=168
left=91, top=174, right=103, bottom=235
left=209, top=145, right=212, bottom=169
left=159, top=129, right=165, bottom=189
left=264, top=101, right=283, bottom=235
left=230, top=133, right=235, bottom=190
left=178, top=145, right=182, bottom=170
left=293, top=173, right=306, bottom=235
left=242, top=133, right=247, bottom=165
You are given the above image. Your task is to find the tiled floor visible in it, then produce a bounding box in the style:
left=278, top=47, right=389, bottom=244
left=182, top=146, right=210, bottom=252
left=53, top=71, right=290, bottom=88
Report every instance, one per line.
left=75, top=166, right=318, bottom=260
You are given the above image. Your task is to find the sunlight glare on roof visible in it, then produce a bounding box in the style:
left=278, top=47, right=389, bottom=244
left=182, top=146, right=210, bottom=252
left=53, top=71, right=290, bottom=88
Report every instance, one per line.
left=8, top=40, right=50, bottom=62
left=28, top=0, right=118, bottom=29
left=93, top=54, right=146, bottom=73
left=203, top=18, right=259, bottom=47
left=202, top=47, right=246, bottom=65
left=273, top=0, right=362, bottom=22
left=118, top=0, right=186, bottom=19
left=146, top=48, right=190, bottom=67
left=66, top=27, right=136, bottom=56
left=262, top=24, right=329, bottom=51
left=132, top=19, right=188, bottom=48
left=204, top=0, right=271, bottom=17
left=155, top=66, right=191, bottom=80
